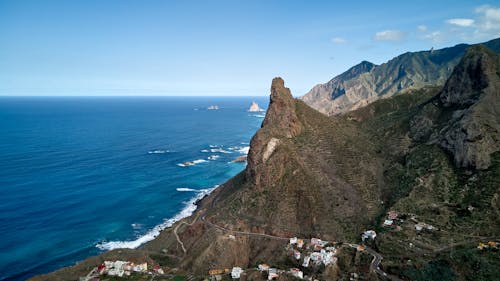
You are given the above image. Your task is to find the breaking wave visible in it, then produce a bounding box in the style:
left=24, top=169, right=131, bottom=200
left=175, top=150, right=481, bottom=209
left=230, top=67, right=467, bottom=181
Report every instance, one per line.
left=227, top=146, right=250, bottom=155
left=201, top=148, right=231, bottom=154
left=238, top=146, right=250, bottom=155
left=176, top=187, right=197, bottom=192
left=176, top=159, right=207, bottom=167
left=96, top=187, right=216, bottom=251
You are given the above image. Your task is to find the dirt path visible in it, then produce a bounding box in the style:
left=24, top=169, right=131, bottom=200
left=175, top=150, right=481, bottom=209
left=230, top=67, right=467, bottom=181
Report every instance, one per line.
left=173, top=214, right=200, bottom=254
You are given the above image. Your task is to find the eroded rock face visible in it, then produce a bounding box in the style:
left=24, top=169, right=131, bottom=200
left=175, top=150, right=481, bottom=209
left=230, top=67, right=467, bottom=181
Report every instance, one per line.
left=438, top=46, right=500, bottom=170
left=411, top=45, right=500, bottom=170
left=439, top=46, right=497, bottom=107
left=247, top=77, right=302, bottom=186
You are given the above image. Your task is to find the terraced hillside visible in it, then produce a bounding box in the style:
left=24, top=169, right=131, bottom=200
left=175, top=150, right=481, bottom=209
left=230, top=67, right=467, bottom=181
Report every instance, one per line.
left=31, top=45, right=499, bottom=281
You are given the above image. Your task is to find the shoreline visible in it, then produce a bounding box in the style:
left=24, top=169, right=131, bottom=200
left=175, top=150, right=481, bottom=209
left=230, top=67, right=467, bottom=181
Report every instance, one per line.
left=96, top=186, right=217, bottom=251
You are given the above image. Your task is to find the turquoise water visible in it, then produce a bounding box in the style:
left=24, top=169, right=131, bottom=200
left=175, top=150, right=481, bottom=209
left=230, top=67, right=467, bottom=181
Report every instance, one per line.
left=0, top=96, right=266, bottom=280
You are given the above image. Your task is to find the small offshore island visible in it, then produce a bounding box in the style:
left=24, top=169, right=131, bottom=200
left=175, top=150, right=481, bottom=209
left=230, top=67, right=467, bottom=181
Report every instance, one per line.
left=32, top=39, right=500, bottom=281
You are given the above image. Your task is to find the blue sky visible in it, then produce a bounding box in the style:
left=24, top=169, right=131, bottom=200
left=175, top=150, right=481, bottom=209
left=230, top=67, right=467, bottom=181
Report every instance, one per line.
left=0, top=0, right=499, bottom=96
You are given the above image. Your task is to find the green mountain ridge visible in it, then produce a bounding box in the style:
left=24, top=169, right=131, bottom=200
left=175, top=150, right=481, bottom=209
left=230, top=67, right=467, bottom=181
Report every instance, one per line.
left=301, top=38, right=500, bottom=116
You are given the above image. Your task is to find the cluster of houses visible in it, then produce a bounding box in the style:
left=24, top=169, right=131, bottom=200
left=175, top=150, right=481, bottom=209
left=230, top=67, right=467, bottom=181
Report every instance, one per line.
left=257, top=264, right=306, bottom=280
left=208, top=237, right=338, bottom=280
left=79, top=260, right=165, bottom=281
left=382, top=210, right=399, bottom=227
left=289, top=237, right=337, bottom=268
left=381, top=210, right=436, bottom=233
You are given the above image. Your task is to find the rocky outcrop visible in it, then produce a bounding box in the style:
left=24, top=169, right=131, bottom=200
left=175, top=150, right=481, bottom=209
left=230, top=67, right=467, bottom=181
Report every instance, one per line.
left=302, top=38, right=500, bottom=116
left=410, top=45, right=500, bottom=170
left=248, top=101, right=263, bottom=112
left=246, top=77, right=302, bottom=186
left=438, top=45, right=500, bottom=169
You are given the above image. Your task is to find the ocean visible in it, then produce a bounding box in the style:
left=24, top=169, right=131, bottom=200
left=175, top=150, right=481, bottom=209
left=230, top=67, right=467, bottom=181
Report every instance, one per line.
left=0, top=96, right=267, bottom=281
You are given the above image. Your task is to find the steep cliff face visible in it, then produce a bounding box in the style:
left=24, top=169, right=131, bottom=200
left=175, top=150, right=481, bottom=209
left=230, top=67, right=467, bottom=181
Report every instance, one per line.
left=411, top=45, right=500, bottom=169
left=247, top=77, right=302, bottom=187
left=302, top=38, right=500, bottom=116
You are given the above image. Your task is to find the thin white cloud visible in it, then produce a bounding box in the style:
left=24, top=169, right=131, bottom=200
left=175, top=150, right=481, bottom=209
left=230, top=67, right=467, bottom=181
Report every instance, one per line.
left=373, top=30, right=406, bottom=41
left=422, top=31, right=444, bottom=43
left=446, top=18, right=475, bottom=27
left=417, top=25, right=427, bottom=31
left=331, top=37, right=347, bottom=44
left=474, top=5, right=500, bottom=37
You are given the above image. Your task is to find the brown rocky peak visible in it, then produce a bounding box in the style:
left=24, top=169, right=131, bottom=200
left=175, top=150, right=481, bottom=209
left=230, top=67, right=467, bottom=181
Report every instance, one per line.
left=246, top=77, right=302, bottom=186
left=261, top=77, right=302, bottom=138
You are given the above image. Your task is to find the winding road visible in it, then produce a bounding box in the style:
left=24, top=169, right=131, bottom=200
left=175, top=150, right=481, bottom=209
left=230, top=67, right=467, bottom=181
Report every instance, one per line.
left=172, top=213, right=400, bottom=280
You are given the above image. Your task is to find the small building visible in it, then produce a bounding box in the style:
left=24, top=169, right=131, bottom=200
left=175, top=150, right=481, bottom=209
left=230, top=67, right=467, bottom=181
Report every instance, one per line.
left=297, top=239, right=304, bottom=248
left=313, top=244, right=323, bottom=251
left=387, top=211, right=399, bottom=220
left=258, top=264, right=270, bottom=271
left=319, top=240, right=329, bottom=247
left=290, top=268, right=303, bottom=279
left=322, top=251, right=335, bottom=265
left=97, top=263, right=106, bottom=274
left=293, top=249, right=301, bottom=260
left=290, top=237, right=298, bottom=244
left=415, top=223, right=424, bottom=232
left=231, top=267, right=243, bottom=279
left=268, top=268, right=279, bottom=280
left=383, top=219, right=394, bottom=226
left=311, top=238, right=321, bottom=245
left=153, top=265, right=164, bottom=275
left=356, top=245, right=366, bottom=252
left=361, top=230, right=377, bottom=241
left=302, top=256, right=310, bottom=267
left=209, top=269, right=225, bottom=275
left=310, top=252, right=322, bottom=262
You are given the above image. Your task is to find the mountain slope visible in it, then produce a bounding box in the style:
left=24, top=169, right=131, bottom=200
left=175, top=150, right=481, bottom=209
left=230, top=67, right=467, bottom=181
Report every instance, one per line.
left=346, top=44, right=500, bottom=281
left=302, top=38, right=500, bottom=116
left=31, top=46, right=499, bottom=281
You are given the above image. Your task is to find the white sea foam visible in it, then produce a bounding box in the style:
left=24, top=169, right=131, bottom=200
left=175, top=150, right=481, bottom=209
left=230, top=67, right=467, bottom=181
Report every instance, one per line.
left=210, top=148, right=231, bottom=154
left=176, top=187, right=197, bottom=192
left=207, top=155, right=220, bottom=160
left=96, top=187, right=215, bottom=251
left=177, top=159, right=207, bottom=167
left=253, top=114, right=266, bottom=118
left=238, top=146, right=250, bottom=155
left=148, top=150, right=170, bottom=154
